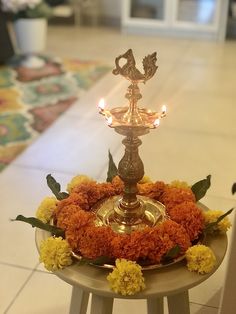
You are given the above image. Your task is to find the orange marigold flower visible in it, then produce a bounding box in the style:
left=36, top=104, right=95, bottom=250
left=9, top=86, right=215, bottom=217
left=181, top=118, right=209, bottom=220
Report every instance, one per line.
left=78, top=226, right=115, bottom=259
left=57, top=192, right=90, bottom=211
left=147, top=227, right=174, bottom=263
left=72, top=182, right=101, bottom=208
left=65, top=228, right=82, bottom=252
left=130, top=228, right=156, bottom=260
left=57, top=206, right=94, bottom=231
left=55, top=204, right=83, bottom=230
left=71, top=182, right=116, bottom=210
left=111, top=228, right=158, bottom=262
left=96, top=182, right=117, bottom=199
left=161, top=220, right=191, bottom=253
left=138, top=181, right=166, bottom=200
left=168, top=201, right=204, bottom=241
left=112, top=176, right=124, bottom=194
left=63, top=210, right=95, bottom=251
left=160, top=187, right=196, bottom=212
left=111, top=233, right=142, bottom=261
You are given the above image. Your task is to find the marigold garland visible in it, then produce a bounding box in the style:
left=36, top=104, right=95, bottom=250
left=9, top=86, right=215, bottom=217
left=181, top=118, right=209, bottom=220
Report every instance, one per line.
left=53, top=175, right=205, bottom=262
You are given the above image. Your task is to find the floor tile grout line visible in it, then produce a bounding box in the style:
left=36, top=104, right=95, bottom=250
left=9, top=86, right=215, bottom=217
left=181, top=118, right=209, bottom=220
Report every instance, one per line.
left=6, top=144, right=124, bottom=180
left=34, top=268, right=50, bottom=274
left=3, top=263, right=40, bottom=314
left=0, top=261, right=38, bottom=272
left=0, top=261, right=50, bottom=275
left=161, top=125, right=236, bottom=140
left=6, top=162, right=112, bottom=181
left=1, top=163, right=82, bottom=176
left=189, top=301, right=219, bottom=309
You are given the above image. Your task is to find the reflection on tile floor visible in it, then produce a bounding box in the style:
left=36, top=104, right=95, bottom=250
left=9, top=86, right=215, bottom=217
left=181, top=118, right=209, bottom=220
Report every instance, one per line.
left=1, top=26, right=236, bottom=313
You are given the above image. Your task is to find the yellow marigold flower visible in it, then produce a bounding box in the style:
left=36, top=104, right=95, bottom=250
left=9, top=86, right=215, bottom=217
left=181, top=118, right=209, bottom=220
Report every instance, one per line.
left=203, top=210, right=232, bottom=233
left=139, top=175, right=152, bottom=184
left=67, top=175, right=95, bottom=193
left=186, top=245, right=216, bottom=274
left=39, top=237, right=72, bottom=272
left=107, top=259, right=145, bottom=296
left=36, top=196, right=58, bottom=223
left=169, top=180, right=190, bottom=189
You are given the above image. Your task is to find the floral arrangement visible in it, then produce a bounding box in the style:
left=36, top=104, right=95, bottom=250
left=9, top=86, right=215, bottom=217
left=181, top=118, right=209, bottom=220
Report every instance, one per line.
left=1, top=0, right=52, bottom=20
left=13, top=153, right=233, bottom=296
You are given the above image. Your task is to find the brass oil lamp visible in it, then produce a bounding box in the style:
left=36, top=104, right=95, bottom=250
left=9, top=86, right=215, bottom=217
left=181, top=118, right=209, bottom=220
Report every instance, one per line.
left=95, top=49, right=167, bottom=234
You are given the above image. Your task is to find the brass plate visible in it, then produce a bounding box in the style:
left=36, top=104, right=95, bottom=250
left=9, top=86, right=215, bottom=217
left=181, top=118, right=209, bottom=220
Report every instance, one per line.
left=92, top=195, right=167, bottom=234
left=71, top=195, right=187, bottom=270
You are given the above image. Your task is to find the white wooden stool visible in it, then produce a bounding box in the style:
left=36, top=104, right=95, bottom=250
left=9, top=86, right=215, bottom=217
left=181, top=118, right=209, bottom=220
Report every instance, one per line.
left=36, top=229, right=227, bottom=314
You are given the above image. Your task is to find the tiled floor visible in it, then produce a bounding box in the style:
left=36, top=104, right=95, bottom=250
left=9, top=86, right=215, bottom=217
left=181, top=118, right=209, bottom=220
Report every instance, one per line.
left=1, top=25, right=236, bottom=313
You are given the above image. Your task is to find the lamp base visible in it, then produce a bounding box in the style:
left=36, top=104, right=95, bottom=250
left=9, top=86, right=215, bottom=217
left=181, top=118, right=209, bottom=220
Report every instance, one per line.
left=92, top=195, right=167, bottom=234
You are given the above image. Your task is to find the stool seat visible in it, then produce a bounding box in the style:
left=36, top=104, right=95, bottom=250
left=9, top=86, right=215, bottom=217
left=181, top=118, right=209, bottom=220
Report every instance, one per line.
left=36, top=229, right=227, bottom=314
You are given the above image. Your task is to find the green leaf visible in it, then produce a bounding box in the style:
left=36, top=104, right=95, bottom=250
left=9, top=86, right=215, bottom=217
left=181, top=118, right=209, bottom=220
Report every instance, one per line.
left=26, top=2, right=52, bottom=19
left=106, top=150, right=118, bottom=182
left=191, top=175, right=211, bottom=202
left=92, top=256, right=113, bottom=265
left=161, top=245, right=181, bottom=264
left=232, top=183, right=236, bottom=195
left=204, top=208, right=234, bottom=234
left=11, top=215, right=65, bottom=237
left=77, top=256, right=111, bottom=266
left=46, top=174, right=69, bottom=200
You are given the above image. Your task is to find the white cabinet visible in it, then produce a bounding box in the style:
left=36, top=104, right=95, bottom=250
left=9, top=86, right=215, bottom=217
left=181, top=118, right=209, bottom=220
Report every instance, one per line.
left=122, top=0, right=229, bottom=40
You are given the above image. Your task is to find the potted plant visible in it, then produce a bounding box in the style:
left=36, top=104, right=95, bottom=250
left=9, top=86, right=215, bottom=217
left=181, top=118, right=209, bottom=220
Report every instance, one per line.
left=1, top=0, right=52, bottom=68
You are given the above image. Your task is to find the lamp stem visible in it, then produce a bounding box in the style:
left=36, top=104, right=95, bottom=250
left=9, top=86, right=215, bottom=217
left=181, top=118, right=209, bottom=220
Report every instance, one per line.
left=114, top=131, right=145, bottom=225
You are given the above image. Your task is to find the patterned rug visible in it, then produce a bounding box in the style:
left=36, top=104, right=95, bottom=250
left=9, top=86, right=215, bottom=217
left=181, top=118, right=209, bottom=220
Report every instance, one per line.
left=0, top=55, right=110, bottom=172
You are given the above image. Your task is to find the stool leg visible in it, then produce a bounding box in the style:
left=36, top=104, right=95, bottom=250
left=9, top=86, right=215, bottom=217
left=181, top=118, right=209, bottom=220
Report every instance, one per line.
left=167, top=291, right=190, bottom=314
left=69, top=286, right=89, bottom=314
left=90, top=294, right=113, bottom=314
left=147, top=297, right=164, bottom=314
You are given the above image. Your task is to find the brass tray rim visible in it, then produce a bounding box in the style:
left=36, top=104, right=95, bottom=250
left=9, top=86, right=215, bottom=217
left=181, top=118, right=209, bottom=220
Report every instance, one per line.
left=71, top=251, right=187, bottom=271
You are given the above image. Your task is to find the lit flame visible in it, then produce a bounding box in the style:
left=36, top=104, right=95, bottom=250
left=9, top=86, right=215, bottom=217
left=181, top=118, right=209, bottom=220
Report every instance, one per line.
left=153, top=118, right=160, bottom=128
left=107, top=116, right=113, bottom=126
left=98, top=98, right=106, bottom=111
left=161, top=104, right=167, bottom=117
